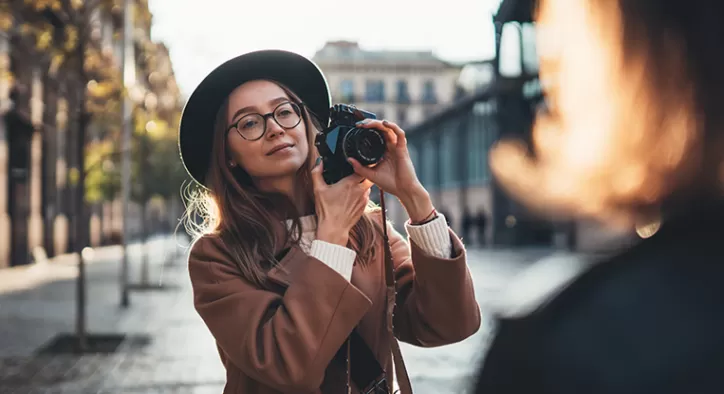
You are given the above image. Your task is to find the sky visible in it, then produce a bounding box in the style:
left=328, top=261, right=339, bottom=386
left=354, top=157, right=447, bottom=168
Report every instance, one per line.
left=147, top=0, right=504, bottom=97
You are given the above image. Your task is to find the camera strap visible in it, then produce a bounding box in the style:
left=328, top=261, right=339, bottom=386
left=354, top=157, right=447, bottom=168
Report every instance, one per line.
left=333, top=189, right=413, bottom=394
left=379, top=188, right=413, bottom=394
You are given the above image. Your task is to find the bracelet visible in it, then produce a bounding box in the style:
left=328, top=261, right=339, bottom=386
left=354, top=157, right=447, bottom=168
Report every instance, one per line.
left=409, top=208, right=438, bottom=226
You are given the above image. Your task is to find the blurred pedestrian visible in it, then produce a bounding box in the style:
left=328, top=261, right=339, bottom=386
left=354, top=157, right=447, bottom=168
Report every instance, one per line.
left=474, top=1, right=724, bottom=393
left=461, top=208, right=473, bottom=243
left=178, top=50, right=480, bottom=394
left=475, top=211, right=487, bottom=247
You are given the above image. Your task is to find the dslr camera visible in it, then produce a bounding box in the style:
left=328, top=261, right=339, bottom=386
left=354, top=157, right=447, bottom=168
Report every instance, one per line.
left=314, top=104, right=387, bottom=184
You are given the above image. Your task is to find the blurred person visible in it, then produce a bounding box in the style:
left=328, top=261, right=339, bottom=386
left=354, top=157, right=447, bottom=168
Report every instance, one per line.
left=475, top=211, right=487, bottom=246
left=462, top=208, right=473, bottom=243
left=178, top=50, right=480, bottom=394
left=474, top=0, right=724, bottom=393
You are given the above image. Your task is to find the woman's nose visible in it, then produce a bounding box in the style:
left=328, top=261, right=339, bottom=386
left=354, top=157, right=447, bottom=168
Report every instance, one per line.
left=265, top=117, right=285, bottom=139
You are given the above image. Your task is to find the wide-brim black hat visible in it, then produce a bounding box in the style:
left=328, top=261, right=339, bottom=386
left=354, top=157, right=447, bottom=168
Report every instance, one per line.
left=178, top=49, right=331, bottom=187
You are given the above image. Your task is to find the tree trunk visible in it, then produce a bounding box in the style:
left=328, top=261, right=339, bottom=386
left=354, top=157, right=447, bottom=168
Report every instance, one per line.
left=140, top=133, right=149, bottom=284
left=74, top=21, right=89, bottom=352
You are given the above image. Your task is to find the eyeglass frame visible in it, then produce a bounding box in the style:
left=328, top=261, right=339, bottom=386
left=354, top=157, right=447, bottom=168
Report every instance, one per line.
left=226, top=101, right=305, bottom=141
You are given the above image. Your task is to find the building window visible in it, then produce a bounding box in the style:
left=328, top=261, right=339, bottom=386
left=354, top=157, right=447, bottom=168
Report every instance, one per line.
left=422, top=80, right=437, bottom=104
left=396, top=80, right=410, bottom=104
left=340, top=79, right=355, bottom=102
left=365, top=80, right=385, bottom=103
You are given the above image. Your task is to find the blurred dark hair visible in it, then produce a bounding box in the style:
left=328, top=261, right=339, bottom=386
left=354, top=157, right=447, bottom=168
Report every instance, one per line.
left=489, top=0, right=724, bottom=225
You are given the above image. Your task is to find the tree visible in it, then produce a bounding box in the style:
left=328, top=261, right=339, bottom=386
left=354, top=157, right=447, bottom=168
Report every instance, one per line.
left=144, top=119, right=187, bottom=200
left=85, top=138, right=121, bottom=203
left=128, top=104, right=186, bottom=284
left=12, top=0, right=123, bottom=351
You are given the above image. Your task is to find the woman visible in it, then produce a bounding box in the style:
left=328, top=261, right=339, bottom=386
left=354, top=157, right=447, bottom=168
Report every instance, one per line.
left=475, top=0, right=724, bottom=393
left=178, top=50, right=481, bottom=394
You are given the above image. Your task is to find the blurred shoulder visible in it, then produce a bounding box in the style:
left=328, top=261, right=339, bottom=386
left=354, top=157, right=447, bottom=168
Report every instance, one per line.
left=485, top=252, right=600, bottom=319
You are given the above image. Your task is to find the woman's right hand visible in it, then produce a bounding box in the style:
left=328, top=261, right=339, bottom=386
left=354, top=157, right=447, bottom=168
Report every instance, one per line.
left=311, top=158, right=373, bottom=246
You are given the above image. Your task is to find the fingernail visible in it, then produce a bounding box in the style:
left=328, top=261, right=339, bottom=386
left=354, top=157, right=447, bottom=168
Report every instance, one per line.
left=382, top=120, right=390, bottom=127
left=313, top=157, right=322, bottom=168
left=356, top=120, right=369, bottom=125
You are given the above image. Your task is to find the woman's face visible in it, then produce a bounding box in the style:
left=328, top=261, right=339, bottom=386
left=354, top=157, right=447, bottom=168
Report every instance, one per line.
left=225, top=80, right=310, bottom=185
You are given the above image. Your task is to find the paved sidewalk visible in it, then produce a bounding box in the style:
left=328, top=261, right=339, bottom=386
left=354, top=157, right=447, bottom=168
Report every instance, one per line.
left=0, top=238, right=570, bottom=394
left=0, top=235, right=226, bottom=394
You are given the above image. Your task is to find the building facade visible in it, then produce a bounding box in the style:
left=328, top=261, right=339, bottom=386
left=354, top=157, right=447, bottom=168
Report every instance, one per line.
left=0, top=1, right=182, bottom=268
left=312, top=41, right=464, bottom=128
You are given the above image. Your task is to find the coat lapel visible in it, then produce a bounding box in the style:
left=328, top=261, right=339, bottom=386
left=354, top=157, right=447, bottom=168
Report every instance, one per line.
left=265, top=220, right=307, bottom=289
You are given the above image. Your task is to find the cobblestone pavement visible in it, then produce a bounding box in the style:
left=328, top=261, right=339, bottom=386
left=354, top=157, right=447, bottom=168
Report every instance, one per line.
left=0, top=237, right=561, bottom=394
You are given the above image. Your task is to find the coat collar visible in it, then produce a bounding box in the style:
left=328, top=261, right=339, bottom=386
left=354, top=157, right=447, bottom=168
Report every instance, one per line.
left=265, top=216, right=315, bottom=288
left=266, top=245, right=307, bottom=288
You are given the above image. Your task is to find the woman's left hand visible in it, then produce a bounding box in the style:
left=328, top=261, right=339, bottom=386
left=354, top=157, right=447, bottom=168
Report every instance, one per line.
left=348, top=119, right=434, bottom=222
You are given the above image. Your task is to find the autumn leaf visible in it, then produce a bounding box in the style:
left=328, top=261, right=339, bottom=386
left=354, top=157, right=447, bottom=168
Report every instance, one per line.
left=36, top=24, right=54, bottom=50
left=64, top=25, right=79, bottom=52
left=0, top=10, right=12, bottom=32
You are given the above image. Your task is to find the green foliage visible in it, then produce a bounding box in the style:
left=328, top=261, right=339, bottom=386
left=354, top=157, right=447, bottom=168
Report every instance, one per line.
left=85, top=139, right=121, bottom=203
left=130, top=111, right=187, bottom=203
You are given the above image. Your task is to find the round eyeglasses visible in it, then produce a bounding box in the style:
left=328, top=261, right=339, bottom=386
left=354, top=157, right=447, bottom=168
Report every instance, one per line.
left=226, top=102, right=303, bottom=141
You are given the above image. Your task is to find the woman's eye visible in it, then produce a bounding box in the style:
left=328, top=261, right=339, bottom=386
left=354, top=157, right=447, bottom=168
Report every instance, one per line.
left=241, top=120, right=258, bottom=129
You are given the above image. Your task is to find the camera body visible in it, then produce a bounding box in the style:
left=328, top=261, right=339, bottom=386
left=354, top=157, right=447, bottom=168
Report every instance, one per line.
left=314, top=104, right=387, bottom=184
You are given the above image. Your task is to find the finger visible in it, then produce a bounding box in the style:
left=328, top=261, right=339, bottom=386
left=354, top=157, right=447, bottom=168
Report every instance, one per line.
left=358, top=179, right=374, bottom=191
left=310, top=157, right=326, bottom=191
left=348, top=158, right=376, bottom=179
left=382, top=120, right=407, bottom=148
left=355, top=189, right=371, bottom=214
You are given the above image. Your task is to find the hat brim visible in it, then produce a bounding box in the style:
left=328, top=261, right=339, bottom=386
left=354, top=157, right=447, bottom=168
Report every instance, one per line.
left=178, top=50, right=331, bottom=187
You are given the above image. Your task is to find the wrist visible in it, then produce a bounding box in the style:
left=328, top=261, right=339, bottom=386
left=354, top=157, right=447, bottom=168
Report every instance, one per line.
left=399, top=187, right=435, bottom=223
left=316, top=226, right=349, bottom=246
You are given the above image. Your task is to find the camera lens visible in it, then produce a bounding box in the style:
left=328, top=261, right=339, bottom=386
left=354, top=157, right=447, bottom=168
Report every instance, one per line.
left=342, top=127, right=386, bottom=166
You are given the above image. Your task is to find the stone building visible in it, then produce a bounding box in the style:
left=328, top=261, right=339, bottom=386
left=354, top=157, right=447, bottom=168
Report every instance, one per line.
left=312, top=41, right=465, bottom=128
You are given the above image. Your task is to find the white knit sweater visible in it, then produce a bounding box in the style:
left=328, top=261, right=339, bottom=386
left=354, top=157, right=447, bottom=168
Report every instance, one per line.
left=288, top=214, right=453, bottom=281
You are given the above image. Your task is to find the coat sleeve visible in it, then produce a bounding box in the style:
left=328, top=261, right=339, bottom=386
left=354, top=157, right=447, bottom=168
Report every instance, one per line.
left=385, top=220, right=482, bottom=347
left=188, top=236, right=372, bottom=392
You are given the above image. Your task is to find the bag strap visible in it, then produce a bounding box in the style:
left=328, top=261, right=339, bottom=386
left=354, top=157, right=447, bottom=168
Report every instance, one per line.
left=379, top=189, right=413, bottom=394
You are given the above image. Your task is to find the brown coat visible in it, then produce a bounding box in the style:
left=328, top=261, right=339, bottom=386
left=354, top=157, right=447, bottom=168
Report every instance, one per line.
left=188, top=218, right=481, bottom=394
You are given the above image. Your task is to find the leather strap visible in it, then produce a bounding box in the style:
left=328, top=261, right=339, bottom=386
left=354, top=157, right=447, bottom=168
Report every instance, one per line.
left=379, top=189, right=413, bottom=394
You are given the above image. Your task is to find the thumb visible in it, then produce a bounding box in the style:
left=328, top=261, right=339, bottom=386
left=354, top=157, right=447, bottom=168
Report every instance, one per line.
left=348, top=158, right=375, bottom=179
left=310, top=157, right=326, bottom=189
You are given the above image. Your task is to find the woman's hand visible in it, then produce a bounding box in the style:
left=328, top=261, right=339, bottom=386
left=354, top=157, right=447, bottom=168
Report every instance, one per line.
left=311, top=158, right=373, bottom=246
left=348, top=120, right=435, bottom=223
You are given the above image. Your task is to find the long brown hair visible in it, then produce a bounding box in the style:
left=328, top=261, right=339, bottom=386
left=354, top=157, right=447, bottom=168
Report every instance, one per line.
left=183, top=81, right=382, bottom=288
